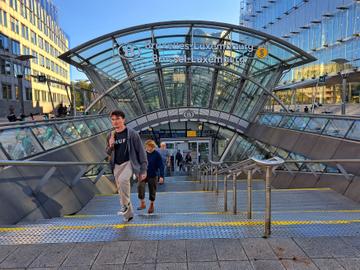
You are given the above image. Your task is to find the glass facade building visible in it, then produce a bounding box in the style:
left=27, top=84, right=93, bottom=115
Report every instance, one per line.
left=240, top=0, right=360, bottom=112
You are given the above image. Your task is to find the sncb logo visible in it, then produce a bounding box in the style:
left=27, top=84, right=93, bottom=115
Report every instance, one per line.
left=118, top=44, right=141, bottom=59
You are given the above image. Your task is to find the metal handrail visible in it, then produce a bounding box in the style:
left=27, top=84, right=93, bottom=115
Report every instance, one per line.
left=259, top=111, right=360, bottom=121
left=0, top=160, right=109, bottom=167
left=0, top=113, right=108, bottom=130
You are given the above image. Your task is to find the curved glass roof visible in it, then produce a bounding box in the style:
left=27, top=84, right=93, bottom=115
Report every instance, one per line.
left=60, top=21, right=315, bottom=125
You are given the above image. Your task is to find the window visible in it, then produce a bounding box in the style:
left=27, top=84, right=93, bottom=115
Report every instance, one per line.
left=22, top=45, right=30, bottom=55
left=25, top=87, right=32, bottom=100
left=10, top=0, right=18, bottom=11
left=31, top=50, right=38, bottom=64
left=0, top=10, right=7, bottom=27
left=0, top=33, right=9, bottom=50
left=11, top=40, right=20, bottom=55
left=39, top=54, right=45, bottom=67
left=30, top=31, right=37, bottom=45
left=24, top=66, right=31, bottom=80
left=0, top=59, right=12, bottom=75
left=13, top=63, right=22, bottom=77
left=45, top=58, right=50, bottom=69
left=34, top=89, right=40, bottom=101
left=38, top=36, right=43, bottom=49
left=21, top=24, right=29, bottom=40
left=20, top=0, right=27, bottom=18
left=41, top=90, right=47, bottom=101
left=44, top=41, right=49, bottom=53
left=10, top=16, right=19, bottom=34
left=2, top=84, right=12, bottom=100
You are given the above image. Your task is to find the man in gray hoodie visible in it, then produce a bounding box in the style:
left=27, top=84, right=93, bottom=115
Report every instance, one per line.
left=106, top=110, right=147, bottom=222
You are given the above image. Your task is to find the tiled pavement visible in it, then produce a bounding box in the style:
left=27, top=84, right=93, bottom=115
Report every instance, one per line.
left=1, top=237, right=360, bottom=269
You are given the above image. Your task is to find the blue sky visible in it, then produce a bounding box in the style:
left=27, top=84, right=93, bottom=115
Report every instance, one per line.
left=54, top=0, right=241, bottom=80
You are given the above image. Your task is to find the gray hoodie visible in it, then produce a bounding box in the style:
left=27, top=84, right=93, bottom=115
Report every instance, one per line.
left=106, top=127, right=148, bottom=175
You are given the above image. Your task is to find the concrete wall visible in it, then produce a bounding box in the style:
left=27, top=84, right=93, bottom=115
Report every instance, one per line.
left=245, top=123, right=360, bottom=202
left=0, top=132, right=117, bottom=225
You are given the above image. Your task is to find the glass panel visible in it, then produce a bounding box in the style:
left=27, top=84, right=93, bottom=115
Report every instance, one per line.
left=278, top=116, right=295, bottom=128
left=268, top=114, right=282, bottom=126
left=95, top=118, right=109, bottom=131
left=345, top=121, right=360, bottom=141
left=290, top=116, right=310, bottom=131
left=304, top=117, right=328, bottom=133
left=56, top=122, right=81, bottom=143
left=322, top=119, right=353, bottom=138
left=73, top=121, right=92, bottom=138
left=85, top=119, right=102, bottom=134
left=191, top=66, right=213, bottom=107
left=0, top=128, right=43, bottom=159
left=31, top=125, right=66, bottom=150
left=0, top=148, right=7, bottom=160
left=102, top=117, right=112, bottom=128
left=212, top=70, right=240, bottom=112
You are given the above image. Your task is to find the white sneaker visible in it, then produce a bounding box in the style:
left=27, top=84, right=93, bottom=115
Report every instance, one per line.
left=117, top=204, right=129, bottom=215
left=123, top=216, right=133, bottom=222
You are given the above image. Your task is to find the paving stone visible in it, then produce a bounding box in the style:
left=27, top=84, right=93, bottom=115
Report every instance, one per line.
left=61, top=242, right=102, bottom=267
left=94, top=241, right=130, bottom=265
left=219, top=260, right=253, bottom=270
left=268, top=238, right=308, bottom=259
left=124, top=263, right=156, bottom=270
left=241, top=238, right=277, bottom=260
left=251, top=260, right=285, bottom=270
left=342, top=237, right=360, bottom=250
left=0, top=244, right=47, bottom=269
left=186, top=239, right=217, bottom=262
left=0, top=245, right=18, bottom=263
left=126, top=241, right=158, bottom=264
left=336, top=258, right=360, bottom=270
left=294, top=237, right=360, bottom=258
left=91, top=264, right=123, bottom=270
left=280, top=259, right=318, bottom=270
left=29, top=243, right=74, bottom=268
left=59, top=266, right=91, bottom=270
left=156, top=262, right=187, bottom=270
left=312, top=259, right=346, bottom=270
left=212, top=239, right=248, bottom=261
left=188, top=261, right=220, bottom=270
left=157, top=240, right=186, bottom=263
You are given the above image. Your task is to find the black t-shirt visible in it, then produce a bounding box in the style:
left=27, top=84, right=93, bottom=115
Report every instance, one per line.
left=114, top=128, right=129, bottom=165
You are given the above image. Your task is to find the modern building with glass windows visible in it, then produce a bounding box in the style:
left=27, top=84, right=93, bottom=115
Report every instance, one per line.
left=0, top=0, right=70, bottom=117
left=240, top=0, right=360, bottom=114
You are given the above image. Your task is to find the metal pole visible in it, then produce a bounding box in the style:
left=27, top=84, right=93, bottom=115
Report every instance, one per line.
left=17, top=75, right=25, bottom=115
left=72, top=84, right=77, bottom=116
left=247, top=169, right=252, bottom=219
left=232, top=173, right=237, bottom=214
left=203, top=170, right=206, bottom=191
left=46, top=80, right=55, bottom=114
left=264, top=166, right=272, bottom=237
left=215, top=166, right=219, bottom=194
left=341, top=75, right=347, bottom=115
left=224, top=174, right=228, bottom=212
left=211, top=165, right=214, bottom=191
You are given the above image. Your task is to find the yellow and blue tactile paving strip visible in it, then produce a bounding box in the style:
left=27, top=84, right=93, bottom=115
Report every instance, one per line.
left=1, top=186, right=360, bottom=245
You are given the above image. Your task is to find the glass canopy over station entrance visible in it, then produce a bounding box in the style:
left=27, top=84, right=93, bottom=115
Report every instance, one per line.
left=59, top=21, right=315, bottom=134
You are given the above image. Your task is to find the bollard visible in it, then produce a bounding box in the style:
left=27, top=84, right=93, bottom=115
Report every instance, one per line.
left=232, top=173, right=237, bottom=214
left=247, top=169, right=253, bottom=219
left=264, top=166, right=272, bottom=237
left=211, top=165, right=214, bottom=191
left=224, top=174, right=228, bottom=212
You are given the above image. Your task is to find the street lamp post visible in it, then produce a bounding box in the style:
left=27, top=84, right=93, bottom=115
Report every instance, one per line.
left=331, top=58, right=350, bottom=115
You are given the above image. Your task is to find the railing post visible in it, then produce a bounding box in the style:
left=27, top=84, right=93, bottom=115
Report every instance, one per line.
left=203, top=169, right=206, bottom=191
left=224, top=174, right=228, bottom=212
left=211, top=165, right=214, bottom=191
left=215, top=166, right=219, bottom=194
left=232, top=173, right=237, bottom=214
left=247, top=169, right=253, bottom=219
left=206, top=167, right=210, bottom=191
left=264, top=166, right=272, bottom=237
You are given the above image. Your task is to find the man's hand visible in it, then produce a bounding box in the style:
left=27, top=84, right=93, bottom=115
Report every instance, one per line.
left=108, top=134, right=115, bottom=148
left=159, top=177, right=164, bottom=184
left=139, top=173, right=147, bottom=181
